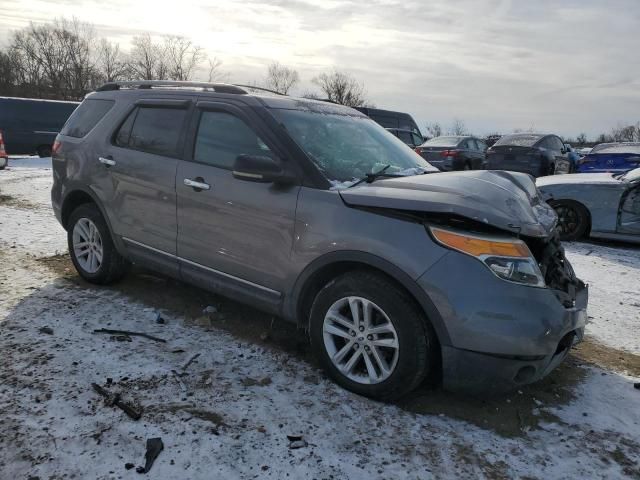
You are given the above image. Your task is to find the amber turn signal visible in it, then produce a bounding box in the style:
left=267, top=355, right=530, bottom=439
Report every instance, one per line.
left=430, top=227, right=530, bottom=258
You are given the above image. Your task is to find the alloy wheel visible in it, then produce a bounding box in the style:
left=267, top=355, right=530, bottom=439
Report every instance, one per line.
left=72, top=218, right=103, bottom=273
left=556, top=205, right=580, bottom=237
left=322, top=296, right=400, bottom=384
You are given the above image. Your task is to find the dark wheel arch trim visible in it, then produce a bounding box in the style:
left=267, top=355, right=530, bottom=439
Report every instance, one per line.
left=286, top=250, right=451, bottom=346
left=60, top=183, right=127, bottom=256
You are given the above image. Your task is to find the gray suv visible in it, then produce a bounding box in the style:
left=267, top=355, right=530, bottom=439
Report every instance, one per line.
left=51, top=81, right=588, bottom=400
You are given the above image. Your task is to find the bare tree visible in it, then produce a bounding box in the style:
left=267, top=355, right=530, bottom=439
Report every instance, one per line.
left=425, top=122, right=442, bottom=138
left=576, top=132, right=587, bottom=145
left=96, top=39, right=129, bottom=83
left=129, top=33, right=166, bottom=80
left=264, top=62, right=299, bottom=94
left=312, top=70, right=369, bottom=107
left=7, top=18, right=97, bottom=99
left=206, top=57, right=228, bottom=82
left=448, top=118, right=467, bottom=136
left=164, top=35, right=205, bottom=81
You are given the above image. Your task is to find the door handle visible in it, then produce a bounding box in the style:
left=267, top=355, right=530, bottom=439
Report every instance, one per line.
left=184, top=177, right=211, bottom=191
left=98, top=156, right=116, bottom=167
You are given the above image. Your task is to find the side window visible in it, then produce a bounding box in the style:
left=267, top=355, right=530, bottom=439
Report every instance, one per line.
left=60, top=99, right=113, bottom=138
left=463, top=139, right=475, bottom=150
left=397, top=131, right=413, bottom=145
left=193, top=111, right=273, bottom=169
left=114, top=109, right=137, bottom=147
left=115, top=107, right=187, bottom=157
left=412, top=133, right=423, bottom=146
left=538, top=138, right=551, bottom=150
left=476, top=139, right=487, bottom=152
left=553, top=137, right=565, bottom=151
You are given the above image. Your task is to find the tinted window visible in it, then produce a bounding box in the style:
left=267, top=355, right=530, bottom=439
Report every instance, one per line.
left=476, top=139, right=487, bottom=152
left=114, top=109, right=137, bottom=147
left=462, top=139, right=475, bottom=150
left=123, top=107, right=187, bottom=157
left=61, top=99, right=113, bottom=138
left=494, top=134, right=543, bottom=147
left=412, top=133, right=424, bottom=146
left=397, top=131, right=413, bottom=145
left=550, top=136, right=564, bottom=151
left=194, top=111, right=273, bottom=169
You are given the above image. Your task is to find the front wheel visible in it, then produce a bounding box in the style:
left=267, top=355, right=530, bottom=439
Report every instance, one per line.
left=67, top=203, right=129, bottom=284
left=309, top=271, right=437, bottom=401
left=552, top=201, right=589, bottom=241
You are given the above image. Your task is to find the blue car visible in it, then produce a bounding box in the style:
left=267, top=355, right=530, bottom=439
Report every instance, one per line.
left=577, top=142, right=640, bottom=173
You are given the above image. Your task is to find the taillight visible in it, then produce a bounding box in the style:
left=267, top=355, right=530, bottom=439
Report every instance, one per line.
left=440, top=149, right=458, bottom=157
left=414, top=147, right=422, bottom=153
left=0, top=130, right=7, bottom=157
left=52, top=136, right=62, bottom=155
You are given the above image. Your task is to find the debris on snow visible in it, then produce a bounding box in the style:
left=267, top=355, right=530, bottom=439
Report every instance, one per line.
left=93, top=328, right=166, bottom=343
left=38, top=326, right=53, bottom=335
left=91, top=382, right=142, bottom=420
left=181, top=353, right=201, bottom=371
left=136, top=437, right=164, bottom=474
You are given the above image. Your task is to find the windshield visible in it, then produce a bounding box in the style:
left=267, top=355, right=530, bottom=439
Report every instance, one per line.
left=494, top=134, right=543, bottom=147
left=270, top=108, right=437, bottom=183
left=423, top=136, right=462, bottom=147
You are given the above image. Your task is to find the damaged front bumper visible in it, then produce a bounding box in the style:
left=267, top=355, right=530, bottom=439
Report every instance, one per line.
left=417, top=241, right=588, bottom=395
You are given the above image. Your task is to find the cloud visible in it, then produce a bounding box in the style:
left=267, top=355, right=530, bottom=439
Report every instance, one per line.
left=0, top=0, right=638, bottom=137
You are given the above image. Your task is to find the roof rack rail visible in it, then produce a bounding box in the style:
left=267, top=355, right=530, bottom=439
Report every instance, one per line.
left=233, top=84, right=286, bottom=96
left=95, top=80, right=248, bottom=94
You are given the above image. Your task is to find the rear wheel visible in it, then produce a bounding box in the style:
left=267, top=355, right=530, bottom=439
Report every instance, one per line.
left=67, top=203, right=129, bottom=284
left=552, top=201, right=589, bottom=241
left=309, top=271, right=437, bottom=401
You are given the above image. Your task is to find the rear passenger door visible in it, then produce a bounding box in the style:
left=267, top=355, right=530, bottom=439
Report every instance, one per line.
left=175, top=101, right=300, bottom=310
left=99, top=97, right=191, bottom=275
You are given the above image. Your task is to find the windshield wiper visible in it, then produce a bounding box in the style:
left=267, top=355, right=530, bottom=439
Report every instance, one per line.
left=349, top=164, right=394, bottom=188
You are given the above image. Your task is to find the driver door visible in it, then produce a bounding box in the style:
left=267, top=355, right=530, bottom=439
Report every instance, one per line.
left=176, top=100, right=300, bottom=309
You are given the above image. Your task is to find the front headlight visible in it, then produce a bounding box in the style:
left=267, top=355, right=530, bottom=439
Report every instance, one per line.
left=430, top=226, right=545, bottom=287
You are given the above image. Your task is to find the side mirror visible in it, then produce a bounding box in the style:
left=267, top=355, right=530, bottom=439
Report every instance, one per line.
left=232, top=154, right=296, bottom=184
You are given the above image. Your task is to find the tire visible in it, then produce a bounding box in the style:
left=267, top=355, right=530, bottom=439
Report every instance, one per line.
left=309, top=270, right=437, bottom=401
left=37, top=145, right=52, bottom=158
left=67, top=203, right=129, bottom=284
left=552, top=200, right=589, bottom=241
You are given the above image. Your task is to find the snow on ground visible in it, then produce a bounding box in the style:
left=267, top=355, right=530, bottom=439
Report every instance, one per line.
left=565, top=242, right=640, bottom=355
left=1, top=164, right=639, bottom=479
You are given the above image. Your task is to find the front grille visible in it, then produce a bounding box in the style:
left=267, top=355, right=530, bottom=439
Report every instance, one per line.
left=524, top=232, right=584, bottom=307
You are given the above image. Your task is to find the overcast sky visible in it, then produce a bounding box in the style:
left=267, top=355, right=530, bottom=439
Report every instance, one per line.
left=1, top=0, right=639, bottom=138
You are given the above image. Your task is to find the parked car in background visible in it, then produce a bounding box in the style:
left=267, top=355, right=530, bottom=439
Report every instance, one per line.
left=0, top=97, right=79, bottom=157
left=415, top=136, right=487, bottom=171
left=537, top=167, right=640, bottom=243
left=577, top=142, right=640, bottom=173
left=386, top=128, right=424, bottom=148
left=485, top=134, right=502, bottom=147
left=564, top=144, right=581, bottom=172
left=486, top=133, right=570, bottom=177
left=51, top=80, right=587, bottom=399
left=354, top=106, right=423, bottom=139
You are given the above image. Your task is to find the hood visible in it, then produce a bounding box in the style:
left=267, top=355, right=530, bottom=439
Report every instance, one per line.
left=339, top=170, right=557, bottom=238
left=536, top=172, right=619, bottom=187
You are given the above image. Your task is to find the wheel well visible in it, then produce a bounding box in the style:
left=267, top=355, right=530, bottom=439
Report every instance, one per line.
left=296, top=260, right=443, bottom=382
left=549, top=199, right=592, bottom=235
left=61, top=190, right=95, bottom=229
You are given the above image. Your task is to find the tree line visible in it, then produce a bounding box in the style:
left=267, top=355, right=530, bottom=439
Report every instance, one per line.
left=0, top=18, right=371, bottom=106
left=424, top=119, right=640, bottom=146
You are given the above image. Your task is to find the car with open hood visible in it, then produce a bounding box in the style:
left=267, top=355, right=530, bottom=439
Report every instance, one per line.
left=51, top=81, right=587, bottom=400
left=537, top=168, right=640, bottom=243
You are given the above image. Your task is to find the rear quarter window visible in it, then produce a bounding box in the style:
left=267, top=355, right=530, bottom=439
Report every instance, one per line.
left=114, top=106, right=187, bottom=157
left=60, top=99, right=114, bottom=138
